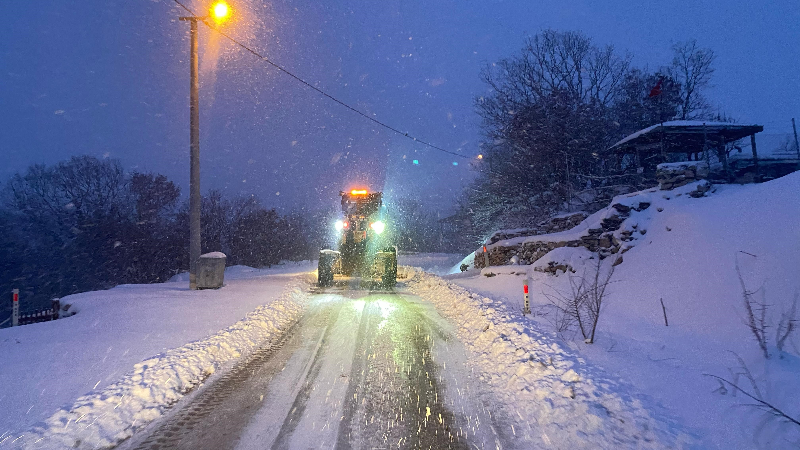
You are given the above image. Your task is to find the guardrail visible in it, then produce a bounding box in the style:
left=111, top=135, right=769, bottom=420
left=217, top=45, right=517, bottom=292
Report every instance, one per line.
left=6, top=289, right=60, bottom=327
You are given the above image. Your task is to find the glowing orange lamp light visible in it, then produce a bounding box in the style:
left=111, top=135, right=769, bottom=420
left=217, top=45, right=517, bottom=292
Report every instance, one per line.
left=210, top=1, right=231, bottom=24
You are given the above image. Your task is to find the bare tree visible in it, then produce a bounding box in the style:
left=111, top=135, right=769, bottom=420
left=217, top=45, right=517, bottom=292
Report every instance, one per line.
left=669, top=40, right=716, bottom=120
left=465, top=31, right=702, bottom=244
left=737, top=263, right=770, bottom=358
left=737, top=262, right=798, bottom=359
left=130, top=172, right=180, bottom=224
left=706, top=355, right=800, bottom=439
left=776, top=293, right=798, bottom=355
left=545, top=256, right=616, bottom=343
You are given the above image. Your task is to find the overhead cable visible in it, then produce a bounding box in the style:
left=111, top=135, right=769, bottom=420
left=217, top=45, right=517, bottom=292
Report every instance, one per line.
left=172, top=0, right=469, bottom=159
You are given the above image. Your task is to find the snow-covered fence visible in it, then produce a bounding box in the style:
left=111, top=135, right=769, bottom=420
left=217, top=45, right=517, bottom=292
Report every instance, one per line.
left=8, top=290, right=60, bottom=326
left=17, top=303, right=60, bottom=326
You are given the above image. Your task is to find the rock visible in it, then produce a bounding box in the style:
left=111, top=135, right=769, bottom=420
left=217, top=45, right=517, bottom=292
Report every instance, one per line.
left=612, top=255, right=623, bottom=266
left=612, top=203, right=631, bottom=214
left=689, top=180, right=712, bottom=198
left=657, top=161, right=710, bottom=190
left=601, top=215, right=624, bottom=231
left=485, top=211, right=589, bottom=244
left=534, top=261, right=575, bottom=275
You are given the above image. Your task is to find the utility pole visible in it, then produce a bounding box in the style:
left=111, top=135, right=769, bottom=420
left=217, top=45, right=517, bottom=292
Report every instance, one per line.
left=180, top=16, right=202, bottom=290
left=792, top=118, right=799, bottom=160
left=176, top=4, right=231, bottom=290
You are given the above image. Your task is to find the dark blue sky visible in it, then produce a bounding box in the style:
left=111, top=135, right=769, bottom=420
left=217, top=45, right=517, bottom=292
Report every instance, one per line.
left=2, top=0, right=798, bottom=214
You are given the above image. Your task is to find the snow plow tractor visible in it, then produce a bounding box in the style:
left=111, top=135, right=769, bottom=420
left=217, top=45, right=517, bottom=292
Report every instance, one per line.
left=318, top=189, right=397, bottom=289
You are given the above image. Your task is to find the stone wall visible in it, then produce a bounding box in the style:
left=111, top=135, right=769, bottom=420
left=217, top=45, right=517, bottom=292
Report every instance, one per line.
left=656, top=161, right=709, bottom=190
left=485, top=212, right=588, bottom=245
left=474, top=203, right=649, bottom=269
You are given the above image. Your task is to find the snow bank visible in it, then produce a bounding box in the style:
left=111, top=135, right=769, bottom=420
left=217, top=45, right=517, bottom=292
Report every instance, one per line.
left=444, top=170, right=800, bottom=449
left=0, top=270, right=312, bottom=449
left=396, top=252, right=465, bottom=275
left=405, top=269, right=691, bottom=449
left=168, top=261, right=316, bottom=282
left=447, top=252, right=475, bottom=274
left=532, top=246, right=594, bottom=275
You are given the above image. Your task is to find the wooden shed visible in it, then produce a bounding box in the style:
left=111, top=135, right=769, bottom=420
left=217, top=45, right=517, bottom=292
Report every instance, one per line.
left=609, top=120, right=764, bottom=180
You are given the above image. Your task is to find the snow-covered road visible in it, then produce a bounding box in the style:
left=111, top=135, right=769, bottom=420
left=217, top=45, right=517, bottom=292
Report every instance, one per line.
left=123, top=290, right=503, bottom=450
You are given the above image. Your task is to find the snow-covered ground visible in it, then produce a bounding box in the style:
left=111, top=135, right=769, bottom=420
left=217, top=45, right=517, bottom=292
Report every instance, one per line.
left=3, top=169, right=799, bottom=450
left=396, top=252, right=464, bottom=275
left=405, top=268, right=690, bottom=448
left=436, top=172, right=800, bottom=449
left=0, top=263, right=314, bottom=449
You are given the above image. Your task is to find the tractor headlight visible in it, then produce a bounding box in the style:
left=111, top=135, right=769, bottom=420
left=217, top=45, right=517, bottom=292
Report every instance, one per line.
left=370, top=221, right=385, bottom=234
left=335, top=220, right=344, bottom=231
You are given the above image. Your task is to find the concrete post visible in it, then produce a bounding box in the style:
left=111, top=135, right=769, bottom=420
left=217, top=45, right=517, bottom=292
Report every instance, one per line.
left=12, top=289, right=19, bottom=327
left=523, top=280, right=531, bottom=315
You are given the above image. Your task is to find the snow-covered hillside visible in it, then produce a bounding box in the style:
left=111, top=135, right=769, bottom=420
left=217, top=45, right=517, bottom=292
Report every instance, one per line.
left=443, top=172, right=800, bottom=449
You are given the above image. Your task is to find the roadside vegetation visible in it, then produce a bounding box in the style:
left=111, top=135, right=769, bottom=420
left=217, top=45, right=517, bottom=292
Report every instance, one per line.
left=458, top=30, right=720, bottom=245
left=0, top=155, right=312, bottom=313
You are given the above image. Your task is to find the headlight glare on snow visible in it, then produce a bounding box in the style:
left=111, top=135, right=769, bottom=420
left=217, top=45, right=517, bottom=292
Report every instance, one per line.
left=370, top=221, right=385, bottom=234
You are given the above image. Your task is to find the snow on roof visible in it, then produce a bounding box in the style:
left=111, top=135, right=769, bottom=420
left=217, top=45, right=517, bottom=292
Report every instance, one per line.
left=610, top=120, right=761, bottom=150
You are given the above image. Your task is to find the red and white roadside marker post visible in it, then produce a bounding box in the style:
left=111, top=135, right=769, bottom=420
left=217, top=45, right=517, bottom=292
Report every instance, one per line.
left=522, top=280, right=531, bottom=315
left=12, top=289, right=19, bottom=327
left=483, top=245, right=490, bottom=268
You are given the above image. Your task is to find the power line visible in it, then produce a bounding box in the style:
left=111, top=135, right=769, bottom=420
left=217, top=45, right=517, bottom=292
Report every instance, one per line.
left=171, top=0, right=469, bottom=159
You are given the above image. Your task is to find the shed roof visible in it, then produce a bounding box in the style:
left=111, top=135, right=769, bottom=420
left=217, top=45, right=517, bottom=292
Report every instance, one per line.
left=609, top=121, right=763, bottom=154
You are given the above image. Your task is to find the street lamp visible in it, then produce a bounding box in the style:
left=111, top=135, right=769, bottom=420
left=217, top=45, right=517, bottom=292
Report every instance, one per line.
left=211, top=2, right=231, bottom=23
left=179, top=1, right=232, bottom=290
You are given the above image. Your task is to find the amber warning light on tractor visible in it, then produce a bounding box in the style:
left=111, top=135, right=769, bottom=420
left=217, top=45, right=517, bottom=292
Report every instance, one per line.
left=350, top=189, right=368, bottom=195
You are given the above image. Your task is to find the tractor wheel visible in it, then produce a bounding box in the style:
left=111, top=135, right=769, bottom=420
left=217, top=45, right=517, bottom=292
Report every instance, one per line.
left=380, top=248, right=397, bottom=288
left=318, top=250, right=337, bottom=286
